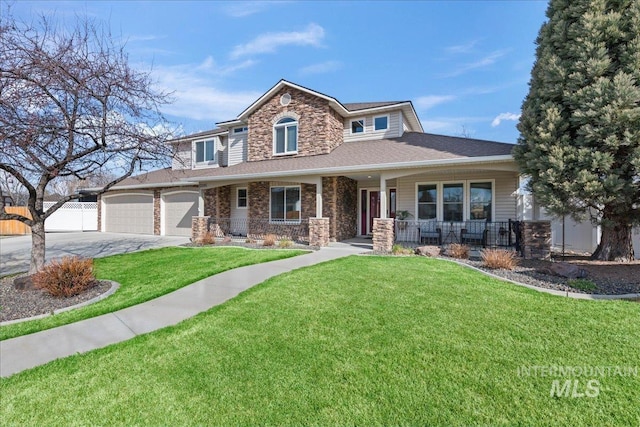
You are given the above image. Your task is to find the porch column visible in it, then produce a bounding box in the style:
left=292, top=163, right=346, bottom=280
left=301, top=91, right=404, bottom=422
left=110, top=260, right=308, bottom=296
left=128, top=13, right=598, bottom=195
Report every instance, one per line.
left=379, top=174, right=387, bottom=219
left=314, top=177, right=323, bottom=218
left=198, top=187, right=206, bottom=216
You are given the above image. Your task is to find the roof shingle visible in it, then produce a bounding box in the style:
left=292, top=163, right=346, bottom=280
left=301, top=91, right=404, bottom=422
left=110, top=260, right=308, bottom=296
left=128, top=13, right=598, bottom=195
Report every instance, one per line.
left=115, top=132, right=514, bottom=188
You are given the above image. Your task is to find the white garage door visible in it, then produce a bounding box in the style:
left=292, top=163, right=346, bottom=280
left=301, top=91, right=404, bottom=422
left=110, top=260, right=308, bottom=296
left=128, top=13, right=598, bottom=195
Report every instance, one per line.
left=104, top=194, right=154, bottom=234
left=163, top=191, right=198, bottom=236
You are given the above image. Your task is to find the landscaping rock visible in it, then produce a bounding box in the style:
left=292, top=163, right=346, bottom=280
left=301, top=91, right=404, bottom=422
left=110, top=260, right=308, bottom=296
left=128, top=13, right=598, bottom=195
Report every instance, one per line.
left=415, top=246, right=441, bottom=257
left=13, top=275, right=36, bottom=291
left=539, top=262, right=588, bottom=279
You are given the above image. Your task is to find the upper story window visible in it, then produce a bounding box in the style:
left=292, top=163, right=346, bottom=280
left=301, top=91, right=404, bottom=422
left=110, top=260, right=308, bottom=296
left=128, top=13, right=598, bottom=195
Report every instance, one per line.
left=374, top=115, right=389, bottom=131
left=274, top=117, right=297, bottom=155
left=233, top=126, right=248, bottom=134
left=351, top=118, right=365, bottom=134
left=193, top=139, right=215, bottom=166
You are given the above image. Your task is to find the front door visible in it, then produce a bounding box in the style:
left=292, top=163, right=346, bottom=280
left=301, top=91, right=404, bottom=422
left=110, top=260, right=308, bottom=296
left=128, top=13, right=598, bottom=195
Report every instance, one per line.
left=369, top=191, right=380, bottom=234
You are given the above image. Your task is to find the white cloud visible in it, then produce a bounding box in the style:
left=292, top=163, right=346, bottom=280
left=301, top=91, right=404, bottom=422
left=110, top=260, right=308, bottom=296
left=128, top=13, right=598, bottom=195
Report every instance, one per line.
left=230, top=23, right=325, bottom=59
left=299, top=60, right=342, bottom=75
left=222, top=1, right=290, bottom=17
left=152, top=58, right=261, bottom=122
left=421, top=116, right=491, bottom=135
left=491, top=112, right=521, bottom=127
left=442, top=50, right=509, bottom=78
left=414, top=95, right=456, bottom=110
left=444, top=40, right=480, bottom=54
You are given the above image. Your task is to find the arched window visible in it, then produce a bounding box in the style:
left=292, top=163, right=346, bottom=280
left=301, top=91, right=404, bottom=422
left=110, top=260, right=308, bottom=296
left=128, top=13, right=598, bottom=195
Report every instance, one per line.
left=273, top=117, right=298, bottom=155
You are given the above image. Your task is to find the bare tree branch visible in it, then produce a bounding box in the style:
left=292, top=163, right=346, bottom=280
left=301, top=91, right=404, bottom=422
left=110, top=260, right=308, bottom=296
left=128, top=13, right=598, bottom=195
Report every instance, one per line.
left=0, top=9, right=175, bottom=273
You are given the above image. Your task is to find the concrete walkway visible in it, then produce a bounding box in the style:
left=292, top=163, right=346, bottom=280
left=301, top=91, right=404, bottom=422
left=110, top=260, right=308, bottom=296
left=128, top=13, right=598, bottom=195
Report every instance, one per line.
left=0, top=242, right=370, bottom=377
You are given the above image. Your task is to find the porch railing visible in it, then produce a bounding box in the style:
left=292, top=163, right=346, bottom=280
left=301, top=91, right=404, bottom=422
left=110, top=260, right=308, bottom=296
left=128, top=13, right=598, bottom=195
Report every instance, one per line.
left=394, top=219, right=521, bottom=249
left=207, top=217, right=310, bottom=244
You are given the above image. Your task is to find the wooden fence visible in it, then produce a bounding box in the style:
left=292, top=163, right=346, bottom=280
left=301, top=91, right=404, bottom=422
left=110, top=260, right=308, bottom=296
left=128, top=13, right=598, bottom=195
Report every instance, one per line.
left=0, top=207, right=31, bottom=235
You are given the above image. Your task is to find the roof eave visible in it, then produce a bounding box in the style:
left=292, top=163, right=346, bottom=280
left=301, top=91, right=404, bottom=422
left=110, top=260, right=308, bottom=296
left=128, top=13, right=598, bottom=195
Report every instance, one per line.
left=236, top=80, right=350, bottom=120
left=184, top=155, right=515, bottom=183
left=107, top=181, right=196, bottom=191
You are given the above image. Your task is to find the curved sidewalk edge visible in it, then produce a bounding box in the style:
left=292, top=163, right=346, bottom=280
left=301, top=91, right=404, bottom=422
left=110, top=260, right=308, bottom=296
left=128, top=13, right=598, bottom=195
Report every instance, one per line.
left=0, top=244, right=368, bottom=378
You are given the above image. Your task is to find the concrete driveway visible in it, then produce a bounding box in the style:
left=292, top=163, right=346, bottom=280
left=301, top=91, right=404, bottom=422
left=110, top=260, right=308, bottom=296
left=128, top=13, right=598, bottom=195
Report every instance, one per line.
left=0, top=232, right=190, bottom=276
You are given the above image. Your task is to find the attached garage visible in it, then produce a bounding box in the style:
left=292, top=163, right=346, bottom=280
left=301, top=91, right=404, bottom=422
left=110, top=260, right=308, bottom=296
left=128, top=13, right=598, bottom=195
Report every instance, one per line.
left=103, top=193, right=154, bottom=234
left=162, top=190, right=199, bottom=236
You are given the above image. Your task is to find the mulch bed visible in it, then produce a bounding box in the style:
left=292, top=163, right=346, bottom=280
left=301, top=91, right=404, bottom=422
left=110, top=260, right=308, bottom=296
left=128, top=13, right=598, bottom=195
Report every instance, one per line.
left=0, top=275, right=112, bottom=323
left=460, top=257, right=640, bottom=296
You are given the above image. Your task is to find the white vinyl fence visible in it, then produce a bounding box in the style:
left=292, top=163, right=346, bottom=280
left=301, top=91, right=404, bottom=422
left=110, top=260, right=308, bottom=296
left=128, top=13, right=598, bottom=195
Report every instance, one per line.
left=44, top=201, right=98, bottom=232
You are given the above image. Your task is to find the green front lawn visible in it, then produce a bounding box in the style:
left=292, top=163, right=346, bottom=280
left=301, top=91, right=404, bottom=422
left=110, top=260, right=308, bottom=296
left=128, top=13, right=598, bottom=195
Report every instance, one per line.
left=1, top=256, right=638, bottom=425
left=0, top=247, right=306, bottom=340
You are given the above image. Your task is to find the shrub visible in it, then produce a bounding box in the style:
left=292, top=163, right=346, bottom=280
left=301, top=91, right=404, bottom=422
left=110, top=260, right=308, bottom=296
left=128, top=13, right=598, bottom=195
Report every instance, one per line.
left=263, top=234, right=277, bottom=247
left=197, top=231, right=215, bottom=245
left=568, top=278, right=597, bottom=292
left=32, top=256, right=96, bottom=297
left=278, top=239, right=293, bottom=248
left=480, top=249, right=518, bottom=270
left=448, top=243, right=470, bottom=259
left=392, top=244, right=413, bottom=255
left=245, top=237, right=256, bottom=244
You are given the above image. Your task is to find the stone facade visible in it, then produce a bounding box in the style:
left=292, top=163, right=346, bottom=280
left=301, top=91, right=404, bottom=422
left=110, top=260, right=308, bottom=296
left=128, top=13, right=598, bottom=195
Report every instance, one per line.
left=248, top=181, right=270, bottom=220
left=153, top=190, right=161, bottom=235
left=309, top=217, right=330, bottom=247
left=191, top=216, right=210, bottom=242
left=373, top=218, right=394, bottom=253
left=322, top=176, right=358, bottom=241
left=301, top=183, right=316, bottom=220
left=247, top=87, right=343, bottom=161
left=203, top=186, right=231, bottom=218
left=521, top=220, right=551, bottom=259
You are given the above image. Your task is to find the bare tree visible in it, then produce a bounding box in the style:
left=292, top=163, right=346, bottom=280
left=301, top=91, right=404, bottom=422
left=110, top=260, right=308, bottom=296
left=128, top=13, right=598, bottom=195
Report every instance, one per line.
left=0, top=170, right=28, bottom=205
left=47, top=170, right=119, bottom=198
left=0, top=12, right=174, bottom=273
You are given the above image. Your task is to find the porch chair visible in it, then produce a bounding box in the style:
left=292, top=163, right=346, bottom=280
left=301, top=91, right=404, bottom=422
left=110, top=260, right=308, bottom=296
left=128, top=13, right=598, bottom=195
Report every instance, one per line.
left=419, top=221, right=442, bottom=245
left=460, top=220, right=489, bottom=247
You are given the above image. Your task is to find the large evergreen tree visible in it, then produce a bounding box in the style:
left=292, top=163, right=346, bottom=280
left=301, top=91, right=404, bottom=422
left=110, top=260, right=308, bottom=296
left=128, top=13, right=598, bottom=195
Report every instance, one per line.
left=514, top=0, right=640, bottom=261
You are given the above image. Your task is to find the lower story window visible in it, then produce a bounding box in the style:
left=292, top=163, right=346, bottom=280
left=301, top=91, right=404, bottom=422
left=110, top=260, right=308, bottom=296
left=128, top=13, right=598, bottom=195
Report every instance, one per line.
left=470, top=182, right=492, bottom=221
left=416, top=181, right=493, bottom=222
left=270, top=186, right=301, bottom=221
left=443, top=183, right=463, bottom=222
left=417, top=184, right=437, bottom=220
left=237, top=188, right=247, bottom=208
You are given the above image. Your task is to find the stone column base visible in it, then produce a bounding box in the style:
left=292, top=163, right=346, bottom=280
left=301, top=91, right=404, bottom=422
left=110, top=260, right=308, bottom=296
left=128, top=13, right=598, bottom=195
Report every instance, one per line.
left=373, top=218, right=394, bottom=253
left=309, top=217, right=330, bottom=247
left=191, top=216, right=210, bottom=242
left=522, top=220, right=551, bottom=259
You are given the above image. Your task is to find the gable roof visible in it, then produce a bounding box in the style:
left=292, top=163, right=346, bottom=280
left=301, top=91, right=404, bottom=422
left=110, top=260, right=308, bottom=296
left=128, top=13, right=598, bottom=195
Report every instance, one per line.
left=217, top=79, right=423, bottom=132
left=343, top=102, right=405, bottom=111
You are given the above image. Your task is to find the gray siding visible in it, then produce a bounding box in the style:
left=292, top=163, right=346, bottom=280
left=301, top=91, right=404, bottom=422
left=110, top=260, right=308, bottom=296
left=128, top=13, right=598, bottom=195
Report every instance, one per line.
left=394, top=170, right=518, bottom=221
left=171, top=141, right=192, bottom=170
left=343, top=110, right=403, bottom=142
left=228, top=132, right=247, bottom=166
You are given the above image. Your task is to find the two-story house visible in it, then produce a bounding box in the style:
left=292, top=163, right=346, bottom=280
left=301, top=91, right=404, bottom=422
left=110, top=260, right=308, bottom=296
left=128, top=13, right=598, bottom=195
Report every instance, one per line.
left=100, top=80, right=518, bottom=245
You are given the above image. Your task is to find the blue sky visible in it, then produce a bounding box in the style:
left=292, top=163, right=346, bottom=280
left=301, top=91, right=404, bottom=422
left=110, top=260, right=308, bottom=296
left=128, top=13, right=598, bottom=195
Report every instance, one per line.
left=12, top=1, right=548, bottom=143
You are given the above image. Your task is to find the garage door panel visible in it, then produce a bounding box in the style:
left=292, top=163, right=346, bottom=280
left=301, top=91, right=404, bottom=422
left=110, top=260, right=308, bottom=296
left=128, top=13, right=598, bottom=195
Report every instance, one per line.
left=104, top=194, right=154, bottom=234
left=164, top=192, right=198, bottom=236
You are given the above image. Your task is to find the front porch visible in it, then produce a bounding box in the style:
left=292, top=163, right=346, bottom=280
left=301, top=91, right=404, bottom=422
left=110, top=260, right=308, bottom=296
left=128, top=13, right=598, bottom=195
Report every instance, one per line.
left=394, top=219, right=520, bottom=249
